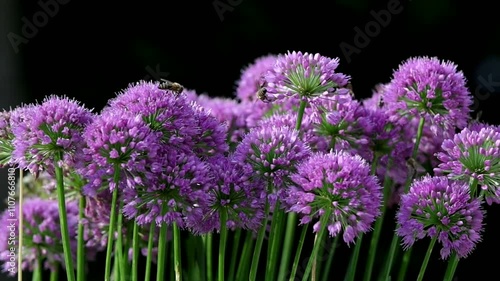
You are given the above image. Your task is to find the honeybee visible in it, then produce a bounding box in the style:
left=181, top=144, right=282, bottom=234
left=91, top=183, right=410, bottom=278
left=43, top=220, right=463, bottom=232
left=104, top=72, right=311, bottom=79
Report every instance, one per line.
left=256, top=86, right=270, bottom=103
left=158, top=79, right=184, bottom=95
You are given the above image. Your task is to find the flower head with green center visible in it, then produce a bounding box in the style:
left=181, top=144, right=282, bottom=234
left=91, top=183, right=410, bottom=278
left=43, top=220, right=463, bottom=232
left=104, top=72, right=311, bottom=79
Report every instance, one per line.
left=232, top=124, right=311, bottom=202
left=396, top=175, right=484, bottom=259
left=382, top=56, right=473, bottom=133
left=434, top=126, right=500, bottom=204
left=189, top=155, right=266, bottom=233
left=263, top=51, right=350, bottom=102
left=10, top=95, right=94, bottom=174
left=285, top=150, right=382, bottom=245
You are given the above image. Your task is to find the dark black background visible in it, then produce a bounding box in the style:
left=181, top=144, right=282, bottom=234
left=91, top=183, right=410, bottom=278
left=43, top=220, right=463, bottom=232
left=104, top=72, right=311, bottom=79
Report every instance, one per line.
left=2, top=0, right=500, bottom=280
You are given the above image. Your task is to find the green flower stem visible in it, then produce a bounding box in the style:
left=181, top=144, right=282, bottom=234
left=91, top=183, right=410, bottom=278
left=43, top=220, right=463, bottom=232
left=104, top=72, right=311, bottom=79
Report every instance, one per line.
left=173, top=222, right=182, bottom=281
left=198, top=235, right=207, bottom=281
left=278, top=213, right=298, bottom=280
left=320, top=236, right=340, bottom=281
left=104, top=165, right=121, bottom=281
left=380, top=117, right=425, bottom=281
left=417, top=238, right=437, bottom=281
left=227, top=229, right=241, bottom=281
left=205, top=234, right=213, bottom=281
left=33, top=249, right=42, bottom=281
left=116, top=202, right=127, bottom=280
left=77, top=195, right=86, bottom=281
left=156, top=204, right=169, bottom=281
left=295, top=100, right=308, bottom=131
left=50, top=264, right=59, bottom=281
left=411, top=117, right=426, bottom=163
left=363, top=164, right=393, bottom=281
left=301, top=209, right=332, bottom=281
left=144, top=222, right=155, bottom=281
left=131, top=221, right=140, bottom=281
left=344, top=233, right=363, bottom=281
left=54, top=151, right=76, bottom=281
left=443, top=253, right=459, bottom=281
left=249, top=198, right=270, bottom=281
left=278, top=99, right=308, bottom=280
left=289, top=223, right=309, bottom=281
left=218, top=209, right=228, bottom=281
left=235, top=231, right=254, bottom=281
left=114, top=243, right=121, bottom=281
left=266, top=201, right=285, bottom=281
left=397, top=247, right=413, bottom=281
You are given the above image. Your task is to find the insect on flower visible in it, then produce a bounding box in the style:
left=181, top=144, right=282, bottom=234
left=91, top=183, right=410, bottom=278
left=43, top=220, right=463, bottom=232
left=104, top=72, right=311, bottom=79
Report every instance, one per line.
left=158, top=79, right=184, bottom=95
left=256, top=86, right=270, bottom=103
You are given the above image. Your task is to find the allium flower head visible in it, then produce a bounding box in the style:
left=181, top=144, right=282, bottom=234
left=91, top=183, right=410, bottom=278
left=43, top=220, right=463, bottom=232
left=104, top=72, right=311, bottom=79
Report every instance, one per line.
left=435, top=126, right=500, bottom=204
left=10, top=95, right=94, bottom=174
left=382, top=56, right=473, bottom=131
left=107, top=81, right=228, bottom=158
left=396, top=176, right=484, bottom=259
left=80, top=108, right=162, bottom=195
left=122, top=148, right=211, bottom=229
left=189, top=101, right=229, bottom=158
left=263, top=51, right=350, bottom=102
left=236, top=54, right=278, bottom=102
left=0, top=110, right=14, bottom=167
left=233, top=124, right=311, bottom=197
left=190, top=155, right=266, bottom=233
left=106, top=81, right=200, bottom=153
left=0, top=198, right=79, bottom=275
left=285, top=150, right=382, bottom=245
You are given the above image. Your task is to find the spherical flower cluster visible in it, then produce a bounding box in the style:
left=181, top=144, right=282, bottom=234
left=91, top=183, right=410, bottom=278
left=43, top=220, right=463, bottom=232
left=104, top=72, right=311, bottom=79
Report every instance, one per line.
left=236, top=54, right=278, bottom=102
left=311, top=99, right=371, bottom=155
left=188, top=101, right=229, bottom=158
left=434, top=126, right=500, bottom=204
left=80, top=109, right=162, bottom=196
left=396, top=176, right=484, bottom=259
left=382, top=56, right=473, bottom=132
left=105, top=81, right=201, bottom=153
left=263, top=51, right=350, bottom=102
left=233, top=124, right=311, bottom=199
left=0, top=198, right=79, bottom=275
left=107, top=81, right=228, bottom=159
left=256, top=112, right=327, bottom=152
left=285, top=150, right=382, bottom=245
left=190, top=155, right=266, bottom=233
left=123, top=149, right=210, bottom=229
left=9, top=95, right=94, bottom=174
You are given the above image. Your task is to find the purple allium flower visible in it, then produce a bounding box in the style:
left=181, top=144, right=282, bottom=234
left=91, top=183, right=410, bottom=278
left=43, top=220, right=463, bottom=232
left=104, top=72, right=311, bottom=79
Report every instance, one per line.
left=9, top=96, right=94, bottom=174
left=396, top=176, right=484, bottom=259
left=382, top=56, right=473, bottom=133
left=434, top=126, right=500, bottom=204
left=80, top=108, right=162, bottom=196
left=107, top=81, right=228, bottom=158
left=285, top=150, right=382, bottom=245
left=236, top=54, right=278, bottom=102
left=0, top=109, right=14, bottom=167
left=232, top=124, right=311, bottom=198
left=105, top=81, right=200, bottom=153
left=310, top=99, right=371, bottom=154
left=122, top=149, right=211, bottom=229
left=0, top=198, right=79, bottom=275
left=256, top=112, right=328, bottom=152
left=263, top=51, right=350, bottom=102
left=190, top=155, right=266, bottom=233
left=188, top=100, right=229, bottom=158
